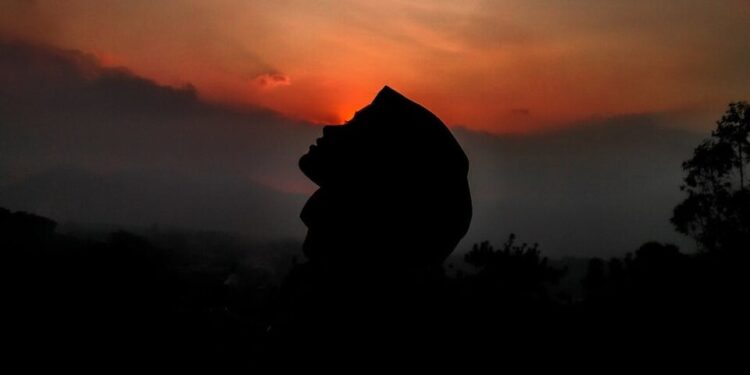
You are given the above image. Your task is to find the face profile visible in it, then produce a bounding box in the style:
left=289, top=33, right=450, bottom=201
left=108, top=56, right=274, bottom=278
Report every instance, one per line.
left=299, top=86, right=472, bottom=269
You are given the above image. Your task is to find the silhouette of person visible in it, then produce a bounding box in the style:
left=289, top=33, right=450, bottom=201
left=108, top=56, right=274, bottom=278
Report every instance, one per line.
left=299, top=85, right=472, bottom=270
left=271, top=86, right=471, bottom=363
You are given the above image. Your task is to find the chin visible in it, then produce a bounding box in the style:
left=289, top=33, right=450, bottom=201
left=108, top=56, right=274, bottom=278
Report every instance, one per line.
left=298, top=152, right=314, bottom=175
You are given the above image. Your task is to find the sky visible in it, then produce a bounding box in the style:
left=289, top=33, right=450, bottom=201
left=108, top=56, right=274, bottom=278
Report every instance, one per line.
left=1, top=1, right=747, bottom=257
left=2, top=0, right=748, bottom=132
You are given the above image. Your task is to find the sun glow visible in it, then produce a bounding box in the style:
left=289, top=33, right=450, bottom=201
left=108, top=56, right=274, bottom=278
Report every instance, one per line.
left=3, top=0, right=746, bottom=133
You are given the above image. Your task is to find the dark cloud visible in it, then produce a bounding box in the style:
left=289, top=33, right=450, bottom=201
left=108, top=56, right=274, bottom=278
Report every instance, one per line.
left=0, top=40, right=316, bottom=184
left=0, top=40, right=317, bottom=239
left=0, top=40, right=708, bottom=258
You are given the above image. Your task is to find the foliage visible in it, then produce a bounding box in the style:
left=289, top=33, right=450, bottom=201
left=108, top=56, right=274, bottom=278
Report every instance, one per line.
left=464, top=234, right=565, bottom=294
left=672, top=101, right=750, bottom=252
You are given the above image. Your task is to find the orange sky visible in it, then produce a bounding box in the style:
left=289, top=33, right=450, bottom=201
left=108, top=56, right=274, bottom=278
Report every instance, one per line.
left=2, top=0, right=748, bottom=132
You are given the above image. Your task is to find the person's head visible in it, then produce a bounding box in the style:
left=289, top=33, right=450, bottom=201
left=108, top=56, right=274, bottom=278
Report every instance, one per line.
left=299, top=86, right=471, bottom=268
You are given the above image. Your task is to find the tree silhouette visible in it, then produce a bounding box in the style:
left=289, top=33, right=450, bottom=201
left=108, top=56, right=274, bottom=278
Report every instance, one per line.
left=672, top=101, right=750, bottom=253
left=464, top=234, right=566, bottom=300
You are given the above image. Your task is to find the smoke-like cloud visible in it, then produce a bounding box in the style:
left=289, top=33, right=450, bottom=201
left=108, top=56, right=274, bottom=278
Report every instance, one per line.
left=253, top=73, right=291, bottom=88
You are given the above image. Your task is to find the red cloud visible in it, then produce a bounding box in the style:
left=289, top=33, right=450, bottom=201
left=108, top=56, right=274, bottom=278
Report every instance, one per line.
left=253, top=73, right=291, bottom=88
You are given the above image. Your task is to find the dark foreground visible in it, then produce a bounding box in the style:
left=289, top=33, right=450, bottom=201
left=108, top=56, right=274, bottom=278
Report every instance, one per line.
left=3, top=207, right=746, bottom=370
